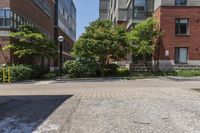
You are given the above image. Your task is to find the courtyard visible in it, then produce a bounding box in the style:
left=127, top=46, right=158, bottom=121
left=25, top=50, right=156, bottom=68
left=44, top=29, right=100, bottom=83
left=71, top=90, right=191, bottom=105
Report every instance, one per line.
left=0, top=78, right=200, bottom=132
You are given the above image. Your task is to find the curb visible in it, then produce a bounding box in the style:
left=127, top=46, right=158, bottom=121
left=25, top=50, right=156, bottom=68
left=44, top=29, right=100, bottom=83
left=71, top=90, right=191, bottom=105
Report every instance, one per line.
left=164, top=76, right=200, bottom=81
left=55, top=77, right=127, bottom=82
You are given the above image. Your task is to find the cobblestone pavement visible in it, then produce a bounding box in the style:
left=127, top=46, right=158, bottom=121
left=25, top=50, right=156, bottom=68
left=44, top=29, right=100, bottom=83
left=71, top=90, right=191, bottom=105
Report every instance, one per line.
left=0, top=78, right=200, bottom=133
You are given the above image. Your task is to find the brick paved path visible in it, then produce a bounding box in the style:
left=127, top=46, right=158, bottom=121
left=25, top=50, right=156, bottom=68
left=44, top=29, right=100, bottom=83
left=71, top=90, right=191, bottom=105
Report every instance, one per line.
left=1, top=78, right=200, bottom=133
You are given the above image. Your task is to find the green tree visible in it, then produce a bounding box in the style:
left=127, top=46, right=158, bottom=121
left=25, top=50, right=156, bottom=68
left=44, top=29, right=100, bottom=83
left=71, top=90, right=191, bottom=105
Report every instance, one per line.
left=126, top=17, right=162, bottom=65
left=3, top=26, right=57, bottom=62
left=72, top=20, right=130, bottom=77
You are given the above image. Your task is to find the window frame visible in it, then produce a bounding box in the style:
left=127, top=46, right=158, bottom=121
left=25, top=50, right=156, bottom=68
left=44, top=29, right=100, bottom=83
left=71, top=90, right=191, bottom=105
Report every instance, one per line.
left=175, top=0, right=187, bottom=6
left=175, top=18, right=189, bottom=36
left=175, top=47, right=189, bottom=64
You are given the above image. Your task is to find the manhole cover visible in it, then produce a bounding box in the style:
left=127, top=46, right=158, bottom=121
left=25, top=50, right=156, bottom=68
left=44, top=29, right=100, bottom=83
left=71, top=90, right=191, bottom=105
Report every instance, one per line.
left=191, top=88, right=200, bottom=92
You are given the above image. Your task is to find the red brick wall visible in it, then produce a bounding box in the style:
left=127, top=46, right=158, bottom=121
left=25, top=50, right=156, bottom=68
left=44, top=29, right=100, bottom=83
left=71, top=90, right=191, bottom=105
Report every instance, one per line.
left=155, top=6, right=200, bottom=61
left=0, top=0, right=10, bottom=8
left=10, top=0, right=55, bottom=40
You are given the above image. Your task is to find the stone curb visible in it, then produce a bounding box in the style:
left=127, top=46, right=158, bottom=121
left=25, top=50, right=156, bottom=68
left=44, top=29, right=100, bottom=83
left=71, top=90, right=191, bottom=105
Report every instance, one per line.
left=164, top=76, right=200, bottom=81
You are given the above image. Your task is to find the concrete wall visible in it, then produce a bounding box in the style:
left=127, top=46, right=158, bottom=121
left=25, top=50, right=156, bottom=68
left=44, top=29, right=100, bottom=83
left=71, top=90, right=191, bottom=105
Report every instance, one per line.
left=155, top=0, right=200, bottom=11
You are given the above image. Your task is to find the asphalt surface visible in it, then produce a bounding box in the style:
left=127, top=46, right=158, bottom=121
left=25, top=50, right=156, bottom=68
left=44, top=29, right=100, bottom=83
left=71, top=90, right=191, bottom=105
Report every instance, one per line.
left=0, top=78, right=200, bottom=133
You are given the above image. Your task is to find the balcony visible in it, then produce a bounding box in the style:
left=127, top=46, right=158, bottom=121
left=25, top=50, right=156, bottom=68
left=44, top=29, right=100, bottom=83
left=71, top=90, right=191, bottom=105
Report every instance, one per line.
left=127, top=11, right=152, bottom=30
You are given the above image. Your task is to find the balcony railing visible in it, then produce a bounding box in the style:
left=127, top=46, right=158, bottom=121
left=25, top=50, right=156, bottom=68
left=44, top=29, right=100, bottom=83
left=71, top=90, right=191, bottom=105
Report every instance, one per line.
left=133, top=11, right=153, bottom=19
left=127, top=11, right=153, bottom=24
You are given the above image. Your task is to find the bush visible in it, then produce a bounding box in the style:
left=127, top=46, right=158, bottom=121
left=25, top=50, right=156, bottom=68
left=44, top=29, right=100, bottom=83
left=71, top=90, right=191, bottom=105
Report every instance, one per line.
left=43, top=72, right=57, bottom=79
left=104, top=64, right=119, bottom=76
left=10, top=65, right=33, bottom=81
left=116, top=68, right=130, bottom=77
left=29, top=65, right=50, bottom=79
left=63, top=60, right=97, bottom=78
left=0, top=64, right=50, bottom=82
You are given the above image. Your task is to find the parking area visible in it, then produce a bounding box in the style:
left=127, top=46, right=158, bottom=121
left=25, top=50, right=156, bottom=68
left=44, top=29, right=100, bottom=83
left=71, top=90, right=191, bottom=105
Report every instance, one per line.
left=0, top=78, right=200, bottom=133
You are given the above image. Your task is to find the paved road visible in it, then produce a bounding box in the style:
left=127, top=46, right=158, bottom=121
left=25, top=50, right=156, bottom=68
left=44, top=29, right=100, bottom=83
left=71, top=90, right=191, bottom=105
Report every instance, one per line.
left=0, top=78, right=200, bottom=133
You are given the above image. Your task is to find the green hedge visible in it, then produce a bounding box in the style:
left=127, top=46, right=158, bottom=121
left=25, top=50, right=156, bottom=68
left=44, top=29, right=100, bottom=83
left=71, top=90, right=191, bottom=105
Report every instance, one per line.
left=63, top=60, right=97, bottom=78
left=0, top=64, right=50, bottom=82
left=131, top=69, right=200, bottom=77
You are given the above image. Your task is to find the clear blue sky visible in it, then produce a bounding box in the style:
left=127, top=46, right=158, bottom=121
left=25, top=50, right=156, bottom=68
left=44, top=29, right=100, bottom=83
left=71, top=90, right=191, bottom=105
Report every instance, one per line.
left=74, top=0, right=99, bottom=39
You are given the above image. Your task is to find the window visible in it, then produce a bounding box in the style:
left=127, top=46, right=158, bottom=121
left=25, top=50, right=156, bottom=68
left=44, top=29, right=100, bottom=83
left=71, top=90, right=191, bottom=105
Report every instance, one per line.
left=175, top=0, right=187, bottom=6
left=175, top=19, right=189, bottom=35
left=134, top=0, right=146, bottom=18
left=63, top=9, right=65, bottom=16
left=175, top=48, right=188, bottom=64
left=32, top=0, right=51, bottom=17
left=0, top=9, right=10, bottom=27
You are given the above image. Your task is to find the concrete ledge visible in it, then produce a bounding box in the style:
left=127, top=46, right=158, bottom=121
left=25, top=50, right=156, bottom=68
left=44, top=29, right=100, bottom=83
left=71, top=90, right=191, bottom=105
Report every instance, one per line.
left=164, top=76, right=200, bottom=81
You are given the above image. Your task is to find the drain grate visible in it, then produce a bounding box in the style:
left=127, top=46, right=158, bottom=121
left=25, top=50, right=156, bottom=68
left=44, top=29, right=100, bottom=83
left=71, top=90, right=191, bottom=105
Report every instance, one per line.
left=191, top=88, right=200, bottom=92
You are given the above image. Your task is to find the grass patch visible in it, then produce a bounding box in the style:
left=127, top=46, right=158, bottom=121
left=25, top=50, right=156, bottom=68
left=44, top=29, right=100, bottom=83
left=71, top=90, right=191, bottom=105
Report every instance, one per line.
left=175, top=69, right=200, bottom=77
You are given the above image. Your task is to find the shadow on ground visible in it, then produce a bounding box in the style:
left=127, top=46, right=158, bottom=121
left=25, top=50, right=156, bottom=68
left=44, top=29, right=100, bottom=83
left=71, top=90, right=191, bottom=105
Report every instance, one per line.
left=0, top=95, right=72, bottom=133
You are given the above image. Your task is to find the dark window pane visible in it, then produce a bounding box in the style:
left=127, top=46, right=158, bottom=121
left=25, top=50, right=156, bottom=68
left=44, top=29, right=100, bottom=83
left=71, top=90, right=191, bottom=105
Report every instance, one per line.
left=175, top=19, right=189, bottom=35
left=175, top=48, right=179, bottom=63
left=180, top=23, right=187, bottom=34
left=175, top=0, right=187, bottom=5
left=5, top=10, right=10, bottom=18
left=175, top=20, right=179, bottom=34
left=0, top=9, right=4, bottom=18
left=175, top=48, right=188, bottom=64
left=5, top=18, right=10, bottom=26
left=0, top=18, right=4, bottom=26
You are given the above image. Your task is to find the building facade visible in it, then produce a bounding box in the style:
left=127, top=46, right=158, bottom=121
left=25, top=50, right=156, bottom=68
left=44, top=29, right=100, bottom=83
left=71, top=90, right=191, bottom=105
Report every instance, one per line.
left=154, top=0, right=200, bottom=70
left=0, top=0, right=55, bottom=66
left=54, top=0, right=76, bottom=68
left=0, top=0, right=76, bottom=69
left=99, top=0, right=110, bottom=20
left=99, top=0, right=127, bottom=25
left=127, top=0, right=154, bottom=30
left=99, top=0, right=200, bottom=70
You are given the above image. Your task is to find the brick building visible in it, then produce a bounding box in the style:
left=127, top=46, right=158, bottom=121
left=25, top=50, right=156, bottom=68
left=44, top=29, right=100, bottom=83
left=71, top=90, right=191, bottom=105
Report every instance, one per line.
left=100, top=0, right=200, bottom=70
left=0, top=0, right=76, bottom=70
left=154, top=0, right=200, bottom=70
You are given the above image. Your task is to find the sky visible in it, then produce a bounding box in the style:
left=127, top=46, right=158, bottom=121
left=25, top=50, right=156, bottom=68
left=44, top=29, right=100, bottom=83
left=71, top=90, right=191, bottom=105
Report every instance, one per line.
left=73, top=0, right=99, bottom=39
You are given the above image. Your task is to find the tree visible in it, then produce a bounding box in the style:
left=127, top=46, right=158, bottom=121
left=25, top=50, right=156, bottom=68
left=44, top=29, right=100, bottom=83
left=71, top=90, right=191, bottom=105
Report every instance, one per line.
left=72, top=20, right=130, bottom=77
left=126, top=17, right=163, bottom=65
left=3, top=26, right=57, bottom=62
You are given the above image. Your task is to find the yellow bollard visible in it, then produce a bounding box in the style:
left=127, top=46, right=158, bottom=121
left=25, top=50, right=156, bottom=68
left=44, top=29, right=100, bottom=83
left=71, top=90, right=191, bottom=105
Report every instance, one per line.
left=1, top=65, right=11, bottom=83
left=2, top=67, right=5, bottom=83
left=8, top=67, right=11, bottom=83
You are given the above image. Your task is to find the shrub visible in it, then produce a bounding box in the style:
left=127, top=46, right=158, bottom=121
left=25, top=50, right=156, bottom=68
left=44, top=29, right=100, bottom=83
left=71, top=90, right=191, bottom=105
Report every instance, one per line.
left=104, top=64, right=119, bottom=76
left=0, top=68, right=2, bottom=83
left=29, top=65, right=50, bottom=79
left=116, top=68, right=130, bottom=77
left=10, top=65, right=33, bottom=81
left=0, top=64, right=50, bottom=82
left=43, top=72, right=57, bottom=79
left=63, top=60, right=97, bottom=78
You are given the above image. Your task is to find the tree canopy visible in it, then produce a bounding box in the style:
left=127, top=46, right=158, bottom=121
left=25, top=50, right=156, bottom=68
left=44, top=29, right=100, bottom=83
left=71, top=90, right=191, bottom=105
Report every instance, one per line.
left=126, top=17, right=163, bottom=64
left=3, top=25, right=57, bottom=58
left=72, top=20, right=130, bottom=76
